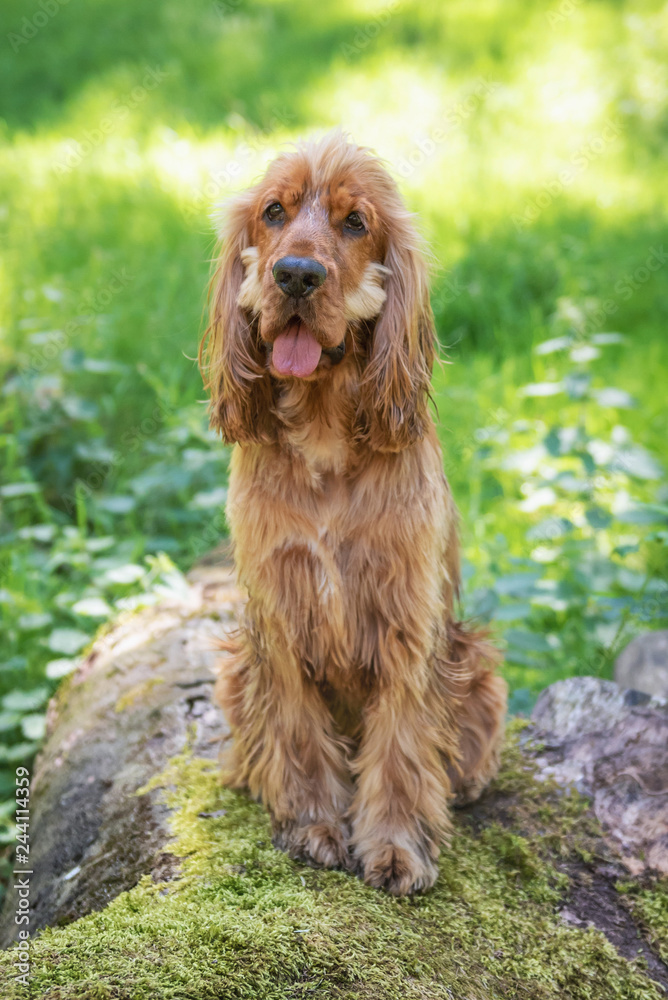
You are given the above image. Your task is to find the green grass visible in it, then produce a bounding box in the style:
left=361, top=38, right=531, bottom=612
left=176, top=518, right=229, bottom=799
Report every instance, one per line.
left=0, top=0, right=667, bottom=857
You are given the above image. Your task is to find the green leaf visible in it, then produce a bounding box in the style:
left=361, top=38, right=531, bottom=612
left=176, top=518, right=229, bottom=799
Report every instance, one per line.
left=614, top=503, right=668, bottom=525
left=553, top=471, right=589, bottom=493
left=47, top=627, right=90, bottom=654
left=494, top=572, right=543, bottom=598
left=611, top=447, right=663, bottom=481
left=613, top=543, right=639, bottom=557
left=82, top=358, right=127, bottom=373
left=616, top=568, right=646, bottom=592
left=189, top=488, right=229, bottom=509
left=585, top=507, right=612, bottom=530
left=61, top=396, right=99, bottom=421
left=0, top=656, right=27, bottom=672
left=75, top=441, right=116, bottom=463
left=569, top=345, right=600, bottom=363
left=505, top=629, right=557, bottom=653
left=493, top=602, right=532, bottom=622
left=466, top=588, right=498, bottom=621
left=563, top=372, right=591, bottom=399
left=543, top=428, right=562, bottom=457
left=0, top=482, right=40, bottom=498
left=534, top=336, right=572, bottom=355
left=95, top=495, right=137, bottom=514
left=508, top=688, right=535, bottom=715
left=0, top=742, right=39, bottom=764
left=102, top=563, right=145, bottom=585
left=46, top=658, right=78, bottom=680
left=72, top=597, right=112, bottom=617
left=85, top=536, right=116, bottom=552
left=17, top=612, right=53, bottom=631
left=0, top=770, right=17, bottom=796
left=591, top=332, right=625, bottom=345
left=580, top=452, right=596, bottom=476
left=592, top=388, right=635, bottom=409
left=2, top=687, right=49, bottom=712
left=518, top=488, right=557, bottom=513
left=17, top=524, right=56, bottom=542
left=521, top=382, right=563, bottom=397
left=0, top=713, right=20, bottom=734
left=21, top=713, right=46, bottom=741
left=526, top=517, right=574, bottom=542
left=594, top=622, right=620, bottom=646
left=504, top=649, right=542, bottom=667
left=500, top=445, right=546, bottom=474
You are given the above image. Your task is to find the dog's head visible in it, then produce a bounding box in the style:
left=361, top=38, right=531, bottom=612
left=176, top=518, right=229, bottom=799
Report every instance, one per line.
left=200, top=132, right=435, bottom=451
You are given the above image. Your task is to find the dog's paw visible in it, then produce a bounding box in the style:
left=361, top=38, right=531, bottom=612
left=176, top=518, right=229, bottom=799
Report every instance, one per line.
left=356, top=841, right=439, bottom=896
left=273, top=820, right=352, bottom=870
left=450, top=746, right=502, bottom=808
left=450, top=775, right=489, bottom=808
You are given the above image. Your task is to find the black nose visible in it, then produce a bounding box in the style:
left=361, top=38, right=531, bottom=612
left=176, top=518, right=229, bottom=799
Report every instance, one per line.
left=272, top=256, right=327, bottom=298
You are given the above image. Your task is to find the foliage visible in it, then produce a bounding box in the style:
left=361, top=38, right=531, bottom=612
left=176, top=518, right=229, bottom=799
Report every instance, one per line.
left=446, top=323, right=668, bottom=713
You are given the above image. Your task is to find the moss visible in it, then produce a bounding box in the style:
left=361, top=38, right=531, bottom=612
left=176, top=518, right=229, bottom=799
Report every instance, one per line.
left=617, top=882, right=668, bottom=965
left=114, top=678, right=164, bottom=713
left=1, top=731, right=666, bottom=1000
left=636, top=888, right=668, bottom=964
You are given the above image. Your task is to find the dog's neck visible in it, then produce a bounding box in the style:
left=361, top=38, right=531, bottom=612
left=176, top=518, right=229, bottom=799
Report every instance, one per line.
left=274, top=365, right=360, bottom=477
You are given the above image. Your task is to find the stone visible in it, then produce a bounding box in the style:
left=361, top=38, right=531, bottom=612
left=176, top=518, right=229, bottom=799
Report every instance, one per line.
left=530, top=676, right=668, bottom=875
left=615, top=630, right=668, bottom=697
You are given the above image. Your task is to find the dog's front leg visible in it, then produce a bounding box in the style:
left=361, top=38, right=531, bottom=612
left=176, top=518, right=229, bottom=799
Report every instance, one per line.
left=350, top=675, right=452, bottom=896
left=216, top=620, right=353, bottom=870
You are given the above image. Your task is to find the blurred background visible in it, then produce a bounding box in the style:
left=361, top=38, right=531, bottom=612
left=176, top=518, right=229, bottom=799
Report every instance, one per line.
left=0, top=0, right=667, bottom=867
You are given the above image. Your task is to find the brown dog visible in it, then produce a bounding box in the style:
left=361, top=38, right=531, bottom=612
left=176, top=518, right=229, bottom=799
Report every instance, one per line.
left=200, top=132, right=506, bottom=896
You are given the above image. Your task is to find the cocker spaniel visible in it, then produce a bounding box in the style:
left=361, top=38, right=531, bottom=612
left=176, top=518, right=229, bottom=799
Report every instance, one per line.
left=200, top=132, right=507, bottom=896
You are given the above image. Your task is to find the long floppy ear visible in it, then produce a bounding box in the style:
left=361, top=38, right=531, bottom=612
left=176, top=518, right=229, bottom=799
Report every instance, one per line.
left=199, top=192, right=275, bottom=445
left=356, top=211, right=436, bottom=452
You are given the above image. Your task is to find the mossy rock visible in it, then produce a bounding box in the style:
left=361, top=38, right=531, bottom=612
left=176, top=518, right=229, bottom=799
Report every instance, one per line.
left=2, top=727, right=666, bottom=999
left=0, top=565, right=666, bottom=998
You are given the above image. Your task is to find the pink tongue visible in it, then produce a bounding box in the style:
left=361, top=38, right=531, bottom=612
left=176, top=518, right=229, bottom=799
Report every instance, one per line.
left=272, top=322, right=322, bottom=377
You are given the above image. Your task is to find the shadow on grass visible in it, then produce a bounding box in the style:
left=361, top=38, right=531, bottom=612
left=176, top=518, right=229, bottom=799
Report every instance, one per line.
left=3, top=0, right=664, bottom=147
left=431, top=205, right=668, bottom=356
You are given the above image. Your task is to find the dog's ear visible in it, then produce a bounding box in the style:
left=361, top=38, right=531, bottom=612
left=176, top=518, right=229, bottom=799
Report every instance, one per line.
left=356, top=212, right=436, bottom=452
left=199, top=191, right=275, bottom=445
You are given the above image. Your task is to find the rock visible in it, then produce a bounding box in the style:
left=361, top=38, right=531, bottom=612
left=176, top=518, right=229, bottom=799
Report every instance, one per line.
left=0, top=570, right=666, bottom=999
left=529, top=676, right=668, bottom=875
left=615, top=630, right=668, bottom=697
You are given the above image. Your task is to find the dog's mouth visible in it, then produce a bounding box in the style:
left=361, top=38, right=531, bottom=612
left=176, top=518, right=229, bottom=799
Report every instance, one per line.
left=270, top=316, right=345, bottom=378
left=271, top=317, right=322, bottom=378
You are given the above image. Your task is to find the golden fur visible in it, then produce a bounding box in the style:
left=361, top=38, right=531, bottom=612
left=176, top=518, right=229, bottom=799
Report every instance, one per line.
left=200, top=133, right=507, bottom=895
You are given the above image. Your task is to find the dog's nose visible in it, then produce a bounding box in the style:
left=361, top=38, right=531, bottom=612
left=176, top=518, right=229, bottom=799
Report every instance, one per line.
left=272, top=256, right=327, bottom=298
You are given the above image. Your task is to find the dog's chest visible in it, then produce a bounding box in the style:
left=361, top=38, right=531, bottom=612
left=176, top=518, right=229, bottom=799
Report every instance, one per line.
left=281, top=421, right=361, bottom=629
left=285, top=412, right=350, bottom=478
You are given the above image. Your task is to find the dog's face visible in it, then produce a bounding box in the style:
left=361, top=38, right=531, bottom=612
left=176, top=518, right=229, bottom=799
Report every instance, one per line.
left=201, top=132, right=436, bottom=450
left=237, top=161, right=389, bottom=379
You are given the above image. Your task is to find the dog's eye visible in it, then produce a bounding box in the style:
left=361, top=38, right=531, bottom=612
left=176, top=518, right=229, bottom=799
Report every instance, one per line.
left=343, top=211, right=366, bottom=234
left=264, top=202, right=285, bottom=224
